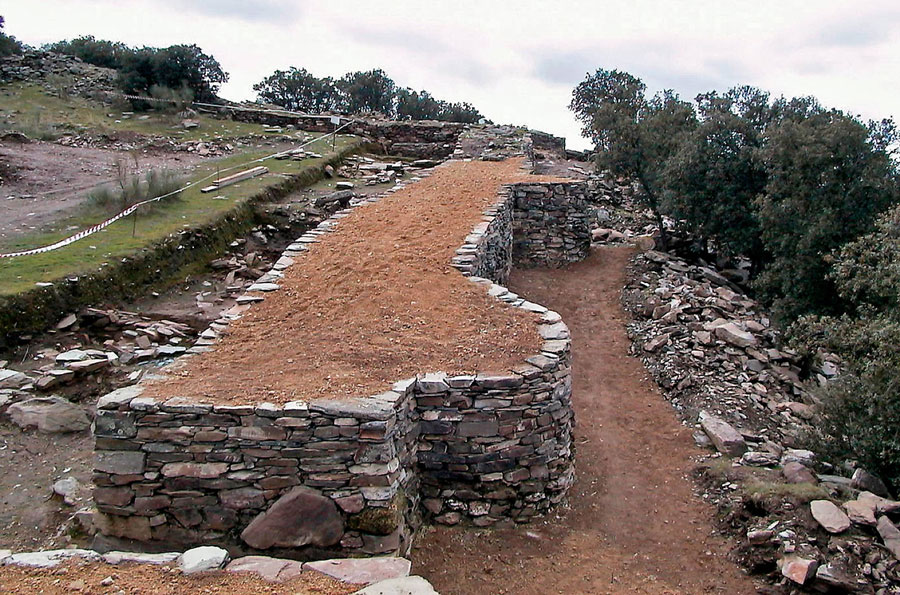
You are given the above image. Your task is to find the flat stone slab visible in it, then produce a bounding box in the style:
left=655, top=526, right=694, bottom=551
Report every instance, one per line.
left=3, top=549, right=100, bottom=568
left=699, top=411, right=747, bottom=457
left=102, top=551, right=180, bottom=565
left=354, top=576, right=439, bottom=595
left=811, top=500, right=851, bottom=533
left=7, top=397, right=90, bottom=433
left=304, top=557, right=411, bottom=584
left=178, top=546, right=229, bottom=574
left=226, top=555, right=304, bottom=582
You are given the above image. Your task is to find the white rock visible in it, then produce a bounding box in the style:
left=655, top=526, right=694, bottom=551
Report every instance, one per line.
left=103, top=551, right=180, bottom=565
left=178, top=546, right=229, bottom=574
left=4, top=549, right=99, bottom=568
left=353, top=576, right=439, bottom=595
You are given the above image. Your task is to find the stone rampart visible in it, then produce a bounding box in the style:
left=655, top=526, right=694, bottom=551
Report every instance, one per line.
left=92, top=170, right=589, bottom=557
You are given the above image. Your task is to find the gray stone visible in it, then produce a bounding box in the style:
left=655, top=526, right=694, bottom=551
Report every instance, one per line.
left=416, top=373, right=449, bottom=394
left=877, top=516, right=900, bottom=559
left=780, top=556, right=817, bottom=585
left=65, top=358, right=110, bottom=373
left=52, top=477, right=79, bottom=505
left=0, top=369, right=29, bottom=389
left=354, top=576, right=439, bottom=595
left=714, top=322, right=757, bottom=348
left=782, top=462, right=818, bottom=484
left=304, top=557, right=411, bottom=584
left=102, top=551, right=179, bottom=565
left=55, top=349, right=89, bottom=363
left=94, top=451, right=146, bottom=475
left=699, top=412, right=747, bottom=457
left=241, top=486, right=343, bottom=549
left=8, top=397, right=90, bottom=433
left=844, top=499, right=877, bottom=526
left=178, top=546, right=229, bottom=574
left=226, top=555, right=304, bottom=582
left=810, top=500, right=851, bottom=533
left=851, top=468, right=891, bottom=498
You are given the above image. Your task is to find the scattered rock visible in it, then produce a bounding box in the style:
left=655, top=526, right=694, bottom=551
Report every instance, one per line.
left=877, top=516, right=900, bottom=560
left=810, top=500, right=851, bottom=534
left=780, top=556, right=818, bottom=585
left=782, top=462, right=818, bottom=485
left=7, top=397, right=90, bottom=433
left=699, top=412, right=747, bottom=457
left=4, top=549, right=99, bottom=568
left=51, top=477, right=80, bottom=506
left=851, top=468, right=891, bottom=498
left=844, top=499, right=877, bottom=527
left=0, top=369, right=29, bottom=389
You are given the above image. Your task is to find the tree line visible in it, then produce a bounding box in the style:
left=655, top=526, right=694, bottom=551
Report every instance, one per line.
left=253, top=66, right=485, bottom=123
left=571, top=68, right=900, bottom=487
left=12, top=28, right=485, bottom=123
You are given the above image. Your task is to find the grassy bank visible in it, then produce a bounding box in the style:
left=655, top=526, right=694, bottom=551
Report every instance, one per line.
left=0, top=137, right=366, bottom=347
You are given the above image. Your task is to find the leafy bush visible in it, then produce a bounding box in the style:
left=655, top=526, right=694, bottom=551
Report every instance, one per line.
left=810, top=366, right=900, bottom=492
left=43, top=35, right=128, bottom=69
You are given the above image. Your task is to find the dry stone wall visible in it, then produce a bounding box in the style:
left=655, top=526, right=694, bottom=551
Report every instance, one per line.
left=511, top=183, right=591, bottom=268
left=92, top=168, right=589, bottom=557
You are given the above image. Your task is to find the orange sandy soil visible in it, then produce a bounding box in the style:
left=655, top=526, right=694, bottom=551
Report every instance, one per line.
left=0, top=560, right=356, bottom=594
left=145, top=159, right=563, bottom=405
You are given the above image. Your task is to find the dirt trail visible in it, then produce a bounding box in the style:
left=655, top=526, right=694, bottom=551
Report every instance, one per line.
left=412, top=246, right=757, bottom=594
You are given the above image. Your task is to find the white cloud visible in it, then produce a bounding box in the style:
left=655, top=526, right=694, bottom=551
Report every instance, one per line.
left=4, top=0, right=900, bottom=150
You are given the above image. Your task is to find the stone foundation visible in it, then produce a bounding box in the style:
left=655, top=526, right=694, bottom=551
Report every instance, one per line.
left=92, top=169, right=589, bottom=557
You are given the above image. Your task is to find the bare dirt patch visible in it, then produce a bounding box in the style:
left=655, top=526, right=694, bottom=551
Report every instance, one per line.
left=143, top=159, right=562, bottom=405
left=0, top=559, right=356, bottom=595
left=0, top=422, right=93, bottom=552
left=411, top=246, right=757, bottom=594
left=0, top=139, right=208, bottom=243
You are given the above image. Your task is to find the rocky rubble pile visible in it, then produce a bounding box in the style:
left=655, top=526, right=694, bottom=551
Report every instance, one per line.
left=0, top=50, right=116, bottom=97
left=618, top=244, right=900, bottom=592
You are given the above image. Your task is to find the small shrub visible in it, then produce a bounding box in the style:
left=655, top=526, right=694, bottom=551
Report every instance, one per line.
left=809, top=367, right=900, bottom=492
left=87, top=166, right=185, bottom=213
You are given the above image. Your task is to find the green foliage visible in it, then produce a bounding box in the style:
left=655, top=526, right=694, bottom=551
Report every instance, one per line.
left=118, top=44, right=227, bottom=104
left=252, top=66, right=484, bottom=123
left=662, top=109, right=766, bottom=266
left=87, top=166, right=185, bottom=212
left=754, top=111, right=900, bottom=321
left=336, top=68, right=396, bottom=114
left=253, top=67, right=340, bottom=112
left=810, top=367, right=900, bottom=491
left=570, top=68, right=697, bottom=246
left=42, top=35, right=129, bottom=69
left=0, top=15, right=23, bottom=57
left=42, top=35, right=227, bottom=106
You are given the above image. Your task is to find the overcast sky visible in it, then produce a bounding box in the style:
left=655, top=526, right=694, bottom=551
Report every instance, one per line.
left=5, top=1, right=899, bottom=150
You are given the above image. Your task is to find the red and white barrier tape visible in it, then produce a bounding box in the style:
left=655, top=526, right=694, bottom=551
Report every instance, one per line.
left=0, top=119, right=356, bottom=259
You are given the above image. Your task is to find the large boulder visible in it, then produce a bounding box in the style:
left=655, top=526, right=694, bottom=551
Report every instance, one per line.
left=810, top=500, right=851, bottom=533
left=7, top=397, right=90, bottom=433
left=241, top=486, right=343, bottom=549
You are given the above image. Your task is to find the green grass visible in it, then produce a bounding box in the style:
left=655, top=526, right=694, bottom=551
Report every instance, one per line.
left=0, top=134, right=359, bottom=295
left=0, top=83, right=289, bottom=142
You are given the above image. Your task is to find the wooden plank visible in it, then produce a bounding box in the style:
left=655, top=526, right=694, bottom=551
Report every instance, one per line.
left=201, top=166, right=269, bottom=193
